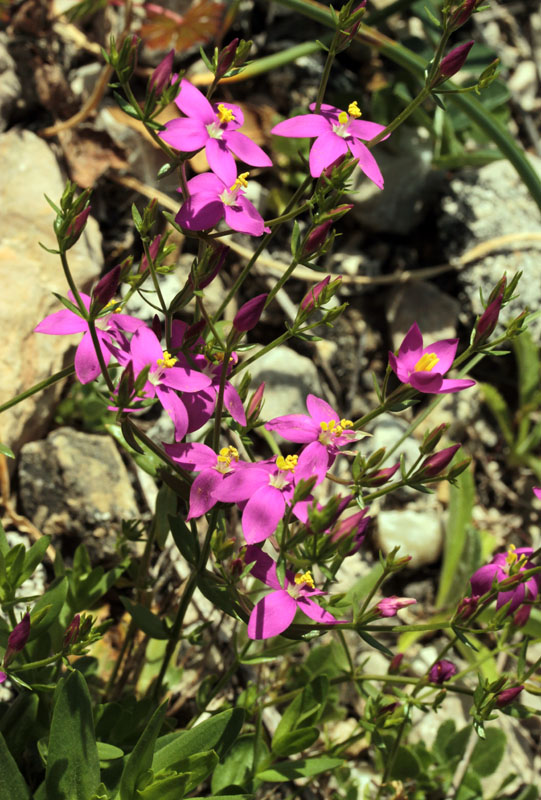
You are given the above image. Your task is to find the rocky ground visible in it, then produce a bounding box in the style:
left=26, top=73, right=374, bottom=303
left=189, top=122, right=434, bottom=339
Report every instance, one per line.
left=1, top=0, right=541, bottom=795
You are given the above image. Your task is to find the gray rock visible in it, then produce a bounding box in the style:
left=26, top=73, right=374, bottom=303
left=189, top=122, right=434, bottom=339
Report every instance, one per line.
left=365, top=412, right=419, bottom=470
left=350, top=127, right=444, bottom=234
left=0, top=129, right=102, bottom=459
left=440, top=157, right=541, bottom=342
left=18, top=428, right=139, bottom=561
left=247, top=345, right=325, bottom=421
left=387, top=280, right=460, bottom=350
left=376, top=507, right=443, bottom=567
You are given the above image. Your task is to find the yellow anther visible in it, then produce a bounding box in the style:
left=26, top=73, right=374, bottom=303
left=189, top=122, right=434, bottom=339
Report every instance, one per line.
left=230, top=171, right=250, bottom=192
left=340, top=419, right=353, bottom=428
left=157, top=350, right=178, bottom=369
left=414, top=352, right=440, bottom=372
left=338, top=111, right=348, bottom=125
left=217, top=446, right=239, bottom=466
left=217, top=103, right=235, bottom=124
left=276, top=454, right=298, bottom=472
left=294, top=570, right=315, bottom=589
left=348, top=100, right=362, bottom=118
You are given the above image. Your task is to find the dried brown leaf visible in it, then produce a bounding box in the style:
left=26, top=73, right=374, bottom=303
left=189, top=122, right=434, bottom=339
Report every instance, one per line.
left=141, top=0, right=225, bottom=52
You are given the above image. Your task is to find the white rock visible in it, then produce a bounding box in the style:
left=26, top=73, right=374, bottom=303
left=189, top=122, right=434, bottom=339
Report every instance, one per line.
left=377, top=508, right=443, bottom=567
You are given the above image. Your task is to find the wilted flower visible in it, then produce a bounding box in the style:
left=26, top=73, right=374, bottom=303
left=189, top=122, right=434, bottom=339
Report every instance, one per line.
left=429, top=659, right=457, bottom=684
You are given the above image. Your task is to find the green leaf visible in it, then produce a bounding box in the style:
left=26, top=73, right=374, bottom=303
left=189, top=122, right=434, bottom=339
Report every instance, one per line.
left=271, top=726, right=319, bottom=757
left=0, top=731, right=31, bottom=800
left=257, top=755, right=343, bottom=781
left=106, top=424, right=162, bottom=476
left=272, top=676, right=328, bottom=748
left=46, top=671, right=100, bottom=800
left=113, top=90, right=142, bottom=120
left=469, top=726, right=506, bottom=777
left=96, top=742, right=124, bottom=763
left=152, top=484, right=178, bottom=549
left=119, top=702, right=168, bottom=800
left=120, top=597, right=170, bottom=640
left=153, top=708, right=244, bottom=771
left=389, top=745, right=422, bottom=779
left=436, top=467, right=475, bottom=608
left=211, top=734, right=266, bottom=794
left=19, top=536, right=52, bottom=586
left=169, top=515, right=199, bottom=566
left=29, top=576, right=68, bottom=639
left=0, top=442, right=14, bottom=459
left=443, top=725, right=472, bottom=761
left=175, top=750, right=219, bottom=794
left=136, top=771, right=190, bottom=800
left=0, top=692, right=39, bottom=762
left=433, top=719, right=456, bottom=764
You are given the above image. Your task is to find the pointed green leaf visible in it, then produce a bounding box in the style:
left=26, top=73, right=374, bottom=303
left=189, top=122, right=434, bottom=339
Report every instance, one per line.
left=257, top=755, right=343, bottom=781
left=119, top=701, right=167, bottom=800
left=0, top=731, right=31, bottom=800
left=120, top=597, right=170, bottom=639
left=153, top=708, right=244, bottom=771
left=46, top=671, right=100, bottom=799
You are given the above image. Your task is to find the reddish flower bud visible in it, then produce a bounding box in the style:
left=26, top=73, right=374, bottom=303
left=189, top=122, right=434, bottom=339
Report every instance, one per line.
left=448, top=0, right=482, bottom=31
left=513, top=604, right=531, bottom=627
left=376, top=596, right=416, bottom=617
left=216, top=38, right=239, bottom=77
left=140, top=234, right=162, bottom=272
left=495, top=685, right=523, bottom=707
left=388, top=653, right=404, bottom=674
left=149, top=50, right=174, bottom=94
left=233, top=294, right=267, bottom=332
left=362, top=461, right=400, bottom=487
left=417, top=444, right=461, bottom=479
left=302, top=221, right=332, bottom=258
left=420, top=423, right=449, bottom=455
left=455, top=595, right=479, bottom=621
left=151, top=314, right=162, bottom=341
left=429, top=659, right=457, bottom=684
left=474, top=291, right=504, bottom=346
left=247, top=382, right=265, bottom=422
left=65, top=206, right=91, bottom=247
left=434, top=40, right=475, bottom=83
left=63, top=614, right=81, bottom=648
left=330, top=507, right=371, bottom=555
left=301, top=276, right=330, bottom=314
left=4, top=613, right=30, bottom=666
left=92, top=264, right=121, bottom=311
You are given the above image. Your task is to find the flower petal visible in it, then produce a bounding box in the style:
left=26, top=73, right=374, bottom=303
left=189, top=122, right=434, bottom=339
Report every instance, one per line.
left=306, top=394, right=339, bottom=425
left=176, top=194, right=224, bottom=231
left=348, top=119, right=390, bottom=141
left=159, top=117, right=208, bottom=152
left=347, top=138, right=384, bottom=190
left=242, top=485, right=285, bottom=543
left=155, top=385, right=189, bottom=440
left=213, top=467, right=268, bottom=503
left=187, top=469, right=222, bottom=519
left=244, top=544, right=283, bottom=589
left=297, top=597, right=341, bottom=625
left=182, top=388, right=215, bottom=433
left=213, top=101, right=244, bottom=128
left=224, top=197, right=266, bottom=236
left=247, top=590, right=297, bottom=639
left=271, top=114, right=331, bottom=138
left=164, top=441, right=217, bottom=470
left=223, top=382, right=247, bottom=425
left=130, top=325, right=163, bottom=367
left=436, top=377, right=476, bottom=393
left=265, top=414, right=319, bottom=443
left=34, top=308, right=87, bottom=335
left=206, top=138, right=237, bottom=184
left=74, top=330, right=109, bottom=384
left=309, top=133, right=348, bottom=177
left=409, top=371, right=444, bottom=393
left=296, top=440, right=330, bottom=486
left=185, top=173, right=225, bottom=194
left=160, top=365, right=212, bottom=392
left=222, top=130, right=272, bottom=168
left=175, top=79, right=214, bottom=123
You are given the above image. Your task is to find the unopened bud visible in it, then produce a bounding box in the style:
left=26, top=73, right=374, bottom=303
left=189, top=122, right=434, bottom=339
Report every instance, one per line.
left=416, top=444, right=461, bottom=479
left=192, top=244, right=228, bottom=290
left=232, top=294, right=267, bottom=332
left=376, top=596, right=416, bottom=617
left=446, top=458, right=471, bottom=480
left=91, top=265, right=121, bottom=312
left=455, top=594, right=479, bottom=621
left=388, top=653, right=404, bottom=674
left=429, top=659, right=457, bottom=684
left=432, top=40, right=474, bottom=85
left=247, top=382, right=265, bottom=423
left=477, top=58, right=500, bottom=92
left=420, top=424, right=449, bottom=455
left=149, top=50, right=174, bottom=94
left=216, top=38, right=252, bottom=79
left=361, top=461, right=400, bottom=487
left=448, top=0, right=482, bottom=31
left=301, top=276, right=333, bottom=314
left=302, top=221, right=333, bottom=258
left=3, top=613, right=30, bottom=666
left=495, top=685, right=523, bottom=708
left=474, top=291, right=504, bottom=345
left=513, top=604, right=531, bottom=627
left=63, top=614, right=81, bottom=648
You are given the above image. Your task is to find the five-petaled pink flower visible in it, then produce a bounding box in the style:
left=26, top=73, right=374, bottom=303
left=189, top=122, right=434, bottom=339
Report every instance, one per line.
left=389, top=323, right=475, bottom=394
left=159, top=79, right=272, bottom=181
left=265, top=394, right=358, bottom=485
left=176, top=171, right=269, bottom=236
left=128, top=326, right=211, bottom=440
left=271, top=100, right=388, bottom=187
left=470, top=545, right=540, bottom=614
left=245, top=545, right=341, bottom=639
left=34, top=292, right=142, bottom=384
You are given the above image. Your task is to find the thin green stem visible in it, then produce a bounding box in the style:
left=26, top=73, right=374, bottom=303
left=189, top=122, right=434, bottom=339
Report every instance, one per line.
left=213, top=351, right=232, bottom=451
left=264, top=258, right=299, bottom=309
left=0, top=366, right=75, bottom=415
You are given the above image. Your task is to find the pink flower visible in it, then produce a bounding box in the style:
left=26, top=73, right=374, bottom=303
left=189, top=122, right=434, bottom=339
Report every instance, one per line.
left=245, top=545, right=341, bottom=639
left=265, top=394, right=358, bottom=485
left=429, top=659, right=457, bottom=684
left=233, top=294, right=267, bottom=332
left=3, top=613, right=30, bottom=666
left=271, top=100, right=388, bottom=186
left=164, top=441, right=248, bottom=519
left=435, top=40, right=474, bottom=82
left=159, top=79, right=272, bottom=181
left=389, top=323, right=476, bottom=394
left=176, top=171, right=269, bottom=236
left=128, top=326, right=211, bottom=440
left=34, top=292, right=142, bottom=384
left=212, top=455, right=308, bottom=544
left=495, top=685, right=523, bottom=707
left=376, top=596, right=416, bottom=617
left=470, top=546, right=539, bottom=614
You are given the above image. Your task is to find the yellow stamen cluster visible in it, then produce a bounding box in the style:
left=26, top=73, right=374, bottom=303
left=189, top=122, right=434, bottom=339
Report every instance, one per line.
left=230, top=172, right=249, bottom=192
left=338, top=111, right=349, bottom=125
left=414, top=352, right=440, bottom=372
left=217, top=446, right=239, bottom=467
left=320, top=418, right=353, bottom=437
left=217, top=103, right=235, bottom=124
left=157, top=350, right=178, bottom=369
left=294, top=570, right=315, bottom=590
left=506, top=544, right=527, bottom=571
left=276, top=454, right=298, bottom=473
left=348, top=100, right=362, bottom=118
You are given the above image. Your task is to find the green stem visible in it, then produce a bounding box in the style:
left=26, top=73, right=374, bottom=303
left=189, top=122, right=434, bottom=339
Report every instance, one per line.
left=264, top=258, right=299, bottom=309
left=213, top=351, right=232, bottom=451
left=367, top=86, right=431, bottom=148
left=0, top=366, right=75, bottom=415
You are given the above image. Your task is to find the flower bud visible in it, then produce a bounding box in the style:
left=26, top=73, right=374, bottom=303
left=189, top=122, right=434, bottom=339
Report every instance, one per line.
left=446, top=458, right=472, bottom=480
left=140, top=234, right=162, bottom=273
left=455, top=594, right=479, bottom=621
left=0, top=671, right=6, bottom=684
left=513, top=604, right=531, bottom=627
left=63, top=614, right=81, bottom=648
left=216, top=38, right=252, bottom=79
left=474, top=291, right=504, bottom=346
left=361, top=461, right=400, bottom=487
left=3, top=613, right=30, bottom=666
left=300, top=276, right=338, bottom=315
left=91, top=265, right=121, bottom=313
left=495, top=685, right=523, bottom=708
left=376, top=596, right=416, bottom=618
left=336, top=2, right=367, bottom=51
left=448, top=0, right=482, bottom=31
left=388, top=653, right=404, bottom=674
left=330, top=507, right=371, bottom=555
left=429, top=659, right=457, bottom=684
left=420, top=423, right=449, bottom=455
left=149, top=50, right=174, bottom=94
left=192, top=244, right=228, bottom=290
left=432, top=40, right=475, bottom=85
left=416, top=444, right=461, bottom=479
left=302, top=221, right=332, bottom=259
left=247, top=382, right=265, bottom=423
left=232, top=294, right=267, bottom=332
